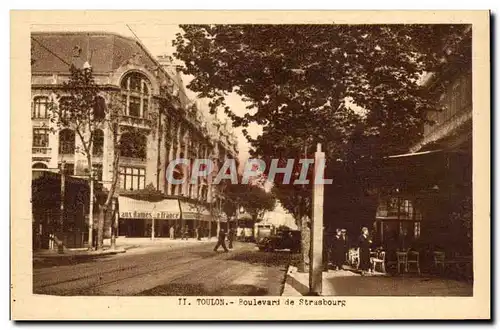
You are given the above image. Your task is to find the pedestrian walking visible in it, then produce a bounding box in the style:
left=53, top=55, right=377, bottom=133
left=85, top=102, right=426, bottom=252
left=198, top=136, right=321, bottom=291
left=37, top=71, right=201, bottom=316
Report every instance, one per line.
left=181, top=225, right=189, bottom=240
left=358, top=227, right=372, bottom=275
left=169, top=225, right=175, bottom=240
left=213, top=228, right=229, bottom=252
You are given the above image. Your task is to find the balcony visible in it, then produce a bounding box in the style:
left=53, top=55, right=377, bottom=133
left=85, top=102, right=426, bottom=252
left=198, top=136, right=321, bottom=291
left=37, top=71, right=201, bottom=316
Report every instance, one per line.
left=32, top=147, right=52, bottom=159
left=120, top=115, right=152, bottom=130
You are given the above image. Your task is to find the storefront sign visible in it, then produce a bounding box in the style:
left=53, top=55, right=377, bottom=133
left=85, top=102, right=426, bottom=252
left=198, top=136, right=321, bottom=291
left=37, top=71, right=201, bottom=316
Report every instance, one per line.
left=118, top=196, right=181, bottom=220
left=120, top=211, right=180, bottom=219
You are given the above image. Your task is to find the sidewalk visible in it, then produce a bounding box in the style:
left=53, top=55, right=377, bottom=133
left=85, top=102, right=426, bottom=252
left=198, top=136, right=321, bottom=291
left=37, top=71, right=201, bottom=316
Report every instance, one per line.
left=282, top=265, right=473, bottom=296
left=33, top=236, right=213, bottom=260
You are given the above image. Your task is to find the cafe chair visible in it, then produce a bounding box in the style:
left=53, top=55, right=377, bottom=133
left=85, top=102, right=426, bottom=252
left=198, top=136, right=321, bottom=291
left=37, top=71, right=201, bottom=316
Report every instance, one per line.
left=349, top=248, right=360, bottom=269
left=433, top=251, right=446, bottom=273
left=396, top=251, right=408, bottom=274
left=407, top=250, right=421, bottom=275
left=371, top=251, right=386, bottom=273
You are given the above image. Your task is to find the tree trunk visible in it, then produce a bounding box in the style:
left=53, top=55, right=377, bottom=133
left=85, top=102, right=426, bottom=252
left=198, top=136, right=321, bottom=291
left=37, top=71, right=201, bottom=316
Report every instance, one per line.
left=299, top=215, right=311, bottom=273
left=87, top=154, right=94, bottom=250
left=106, top=138, right=121, bottom=250
left=97, top=206, right=105, bottom=250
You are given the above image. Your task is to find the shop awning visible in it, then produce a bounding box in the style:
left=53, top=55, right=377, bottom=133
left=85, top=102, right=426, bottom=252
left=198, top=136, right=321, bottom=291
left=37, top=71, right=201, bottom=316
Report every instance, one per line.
left=179, top=201, right=212, bottom=221
left=118, top=196, right=181, bottom=220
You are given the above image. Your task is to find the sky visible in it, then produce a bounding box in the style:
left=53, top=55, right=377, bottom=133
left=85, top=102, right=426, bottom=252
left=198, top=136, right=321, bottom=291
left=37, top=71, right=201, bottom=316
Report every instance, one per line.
left=31, top=23, right=262, bottom=164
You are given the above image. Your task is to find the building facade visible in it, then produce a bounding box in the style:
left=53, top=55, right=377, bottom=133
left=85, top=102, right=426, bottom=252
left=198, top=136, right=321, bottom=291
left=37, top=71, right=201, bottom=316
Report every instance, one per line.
left=31, top=32, right=239, bottom=241
left=373, top=26, right=472, bottom=262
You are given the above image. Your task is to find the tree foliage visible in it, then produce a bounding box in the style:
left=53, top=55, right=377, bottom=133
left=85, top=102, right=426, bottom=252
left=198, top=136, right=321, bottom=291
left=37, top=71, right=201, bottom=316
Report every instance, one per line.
left=220, top=179, right=276, bottom=221
left=173, top=24, right=468, bottom=224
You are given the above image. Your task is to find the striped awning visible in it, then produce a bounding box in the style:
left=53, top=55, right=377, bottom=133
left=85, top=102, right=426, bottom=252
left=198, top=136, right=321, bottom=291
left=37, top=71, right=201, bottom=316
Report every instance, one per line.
left=118, top=196, right=181, bottom=220
left=179, top=201, right=211, bottom=221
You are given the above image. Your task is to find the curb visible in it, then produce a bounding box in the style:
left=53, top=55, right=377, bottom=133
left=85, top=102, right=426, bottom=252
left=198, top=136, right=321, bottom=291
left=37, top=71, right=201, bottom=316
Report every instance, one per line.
left=33, top=248, right=127, bottom=260
left=282, top=265, right=309, bottom=296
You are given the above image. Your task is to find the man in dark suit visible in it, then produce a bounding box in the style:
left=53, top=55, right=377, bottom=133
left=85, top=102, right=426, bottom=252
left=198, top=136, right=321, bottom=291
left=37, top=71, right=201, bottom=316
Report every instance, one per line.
left=214, top=228, right=229, bottom=252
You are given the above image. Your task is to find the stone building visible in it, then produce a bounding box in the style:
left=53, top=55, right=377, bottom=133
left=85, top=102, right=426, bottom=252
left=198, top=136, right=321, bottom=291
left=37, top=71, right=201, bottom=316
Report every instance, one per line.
left=31, top=31, right=238, bottom=241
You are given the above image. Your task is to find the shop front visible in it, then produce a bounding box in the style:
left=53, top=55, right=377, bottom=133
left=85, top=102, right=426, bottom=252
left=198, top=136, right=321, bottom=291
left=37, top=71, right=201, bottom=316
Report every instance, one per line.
left=373, top=196, right=422, bottom=251
left=117, top=196, right=181, bottom=237
left=179, top=200, right=212, bottom=238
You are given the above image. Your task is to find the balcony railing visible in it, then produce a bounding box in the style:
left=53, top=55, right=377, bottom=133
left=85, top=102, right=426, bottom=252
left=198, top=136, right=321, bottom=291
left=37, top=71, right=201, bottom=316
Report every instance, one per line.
left=120, top=115, right=152, bottom=129
left=32, top=147, right=52, bottom=157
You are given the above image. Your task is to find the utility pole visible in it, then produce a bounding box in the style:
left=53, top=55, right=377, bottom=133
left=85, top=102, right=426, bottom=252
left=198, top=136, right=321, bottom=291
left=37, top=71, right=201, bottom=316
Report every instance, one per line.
left=309, top=143, right=324, bottom=295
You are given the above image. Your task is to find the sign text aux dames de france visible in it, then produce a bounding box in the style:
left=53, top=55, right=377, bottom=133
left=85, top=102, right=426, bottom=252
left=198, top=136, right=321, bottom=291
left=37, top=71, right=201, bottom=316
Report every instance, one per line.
left=120, top=211, right=180, bottom=220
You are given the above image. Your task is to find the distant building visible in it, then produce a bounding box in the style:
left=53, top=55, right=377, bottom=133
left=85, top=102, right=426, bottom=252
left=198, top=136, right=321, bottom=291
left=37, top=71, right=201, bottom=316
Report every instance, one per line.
left=31, top=32, right=238, bottom=244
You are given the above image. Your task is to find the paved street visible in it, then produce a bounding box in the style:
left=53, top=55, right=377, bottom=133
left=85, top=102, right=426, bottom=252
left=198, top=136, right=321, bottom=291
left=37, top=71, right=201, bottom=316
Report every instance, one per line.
left=33, top=241, right=293, bottom=296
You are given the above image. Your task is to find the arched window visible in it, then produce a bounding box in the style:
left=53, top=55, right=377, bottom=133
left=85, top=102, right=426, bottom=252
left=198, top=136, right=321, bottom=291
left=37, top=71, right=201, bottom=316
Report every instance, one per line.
left=92, top=129, right=104, bottom=156
left=32, top=162, right=48, bottom=169
left=120, top=72, right=151, bottom=118
left=93, top=96, right=106, bottom=121
left=32, top=96, right=49, bottom=119
left=59, top=129, right=75, bottom=154
left=58, top=96, right=72, bottom=119
left=120, top=132, right=147, bottom=159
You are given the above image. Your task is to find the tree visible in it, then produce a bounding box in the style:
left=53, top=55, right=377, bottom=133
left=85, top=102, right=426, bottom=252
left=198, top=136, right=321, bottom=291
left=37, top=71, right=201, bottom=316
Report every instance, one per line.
left=49, top=64, right=102, bottom=250
left=173, top=24, right=468, bottom=266
left=51, top=65, right=141, bottom=250
left=217, top=177, right=276, bottom=222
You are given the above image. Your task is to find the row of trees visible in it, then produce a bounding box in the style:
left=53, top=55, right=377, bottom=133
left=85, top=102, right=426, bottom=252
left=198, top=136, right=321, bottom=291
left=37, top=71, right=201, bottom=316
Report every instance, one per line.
left=173, top=24, right=467, bottom=268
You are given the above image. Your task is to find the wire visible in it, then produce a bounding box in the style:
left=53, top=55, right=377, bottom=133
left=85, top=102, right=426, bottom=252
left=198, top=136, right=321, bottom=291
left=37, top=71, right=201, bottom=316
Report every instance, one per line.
left=31, top=36, right=71, bottom=67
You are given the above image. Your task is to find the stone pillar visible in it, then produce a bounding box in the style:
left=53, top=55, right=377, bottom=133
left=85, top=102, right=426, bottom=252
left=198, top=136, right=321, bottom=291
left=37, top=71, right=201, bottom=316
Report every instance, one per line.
left=309, top=143, right=325, bottom=295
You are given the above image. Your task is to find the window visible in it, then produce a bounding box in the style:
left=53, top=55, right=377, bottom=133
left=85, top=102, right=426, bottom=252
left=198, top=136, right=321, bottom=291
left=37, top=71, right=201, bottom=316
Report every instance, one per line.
left=119, top=167, right=146, bottom=191
left=120, top=132, right=147, bottom=159
left=59, top=129, right=75, bottom=154
left=33, top=128, right=49, bottom=147
left=93, top=164, right=103, bottom=181
left=58, top=97, right=72, bottom=119
left=120, top=72, right=151, bottom=118
left=59, top=163, right=75, bottom=176
left=414, top=222, right=421, bottom=239
left=94, top=97, right=106, bottom=121
left=92, top=129, right=104, bottom=156
left=32, top=96, right=49, bottom=119
left=32, top=162, right=48, bottom=169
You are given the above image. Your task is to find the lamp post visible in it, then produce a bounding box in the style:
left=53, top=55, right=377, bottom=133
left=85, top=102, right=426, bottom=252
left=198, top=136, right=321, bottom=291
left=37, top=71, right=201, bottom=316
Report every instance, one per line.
left=151, top=204, right=156, bottom=241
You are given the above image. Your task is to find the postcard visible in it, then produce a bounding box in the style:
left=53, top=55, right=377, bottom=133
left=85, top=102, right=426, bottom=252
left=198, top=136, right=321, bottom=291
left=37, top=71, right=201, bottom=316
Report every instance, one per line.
left=11, top=10, right=490, bottom=320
